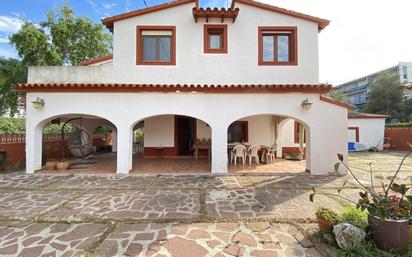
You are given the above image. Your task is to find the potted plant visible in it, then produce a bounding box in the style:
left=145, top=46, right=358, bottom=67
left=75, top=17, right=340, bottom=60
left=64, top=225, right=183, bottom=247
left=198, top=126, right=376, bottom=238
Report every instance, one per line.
left=44, top=159, right=57, bottom=170
left=56, top=160, right=69, bottom=171
left=316, top=207, right=338, bottom=232
left=310, top=145, right=412, bottom=254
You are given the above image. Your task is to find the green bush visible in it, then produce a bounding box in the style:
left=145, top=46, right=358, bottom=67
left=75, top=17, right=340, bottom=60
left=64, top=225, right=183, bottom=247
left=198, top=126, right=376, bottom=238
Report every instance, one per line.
left=337, top=240, right=412, bottom=257
left=339, top=207, right=368, bottom=230
left=386, top=122, right=412, bottom=128
left=316, top=207, right=338, bottom=223
left=43, top=123, right=74, bottom=134
left=0, top=116, right=25, bottom=134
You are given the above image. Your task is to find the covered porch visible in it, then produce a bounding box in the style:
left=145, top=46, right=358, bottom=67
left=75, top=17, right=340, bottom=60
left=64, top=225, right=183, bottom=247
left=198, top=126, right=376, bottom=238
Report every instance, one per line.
left=37, top=152, right=306, bottom=174
left=24, top=89, right=349, bottom=176
left=36, top=113, right=308, bottom=174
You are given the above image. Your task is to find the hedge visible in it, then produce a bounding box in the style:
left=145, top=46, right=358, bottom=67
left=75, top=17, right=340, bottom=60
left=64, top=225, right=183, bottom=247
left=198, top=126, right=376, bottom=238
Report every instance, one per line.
left=386, top=122, right=412, bottom=128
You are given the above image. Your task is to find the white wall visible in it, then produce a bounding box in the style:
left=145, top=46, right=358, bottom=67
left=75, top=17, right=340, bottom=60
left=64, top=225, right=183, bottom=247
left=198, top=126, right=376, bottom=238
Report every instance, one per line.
left=143, top=116, right=211, bottom=147
left=143, top=115, right=174, bottom=147
left=143, top=115, right=297, bottom=150
left=238, top=115, right=274, bottom=146
left=25, top=91, right=348, bottom=175
left=197, top=119, right=211, bottom=140
left=348, top=118, right=386, bottom=150
left=28, top=2, right=320, bottom=85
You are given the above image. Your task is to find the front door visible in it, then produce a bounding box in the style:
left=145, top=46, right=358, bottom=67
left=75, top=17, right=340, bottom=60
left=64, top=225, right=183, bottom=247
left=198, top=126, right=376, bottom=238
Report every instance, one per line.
left=175, top=116, right=196, bottom=155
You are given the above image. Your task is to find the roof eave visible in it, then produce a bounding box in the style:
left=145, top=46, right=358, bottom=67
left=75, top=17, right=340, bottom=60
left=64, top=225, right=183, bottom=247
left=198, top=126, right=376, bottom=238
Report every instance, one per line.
left=234, top=0, right=330, bottom=31
left=102, top=0, right=196, bottom=30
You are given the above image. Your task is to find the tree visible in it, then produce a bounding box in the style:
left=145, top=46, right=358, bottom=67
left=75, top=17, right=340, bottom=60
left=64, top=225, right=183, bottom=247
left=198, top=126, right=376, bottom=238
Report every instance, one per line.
left=9, top=4, right=112, bottom=66
left=9, top=23, right=61, bottom=66
left=362, top=72, right=404, bottom=120
left=400, top=97, right=412, bottom=121
left=328, top=88, right=347, bottom=102
left=1, top=4, right=112, bottom=115
left=0, top=58, right=26, bottom=116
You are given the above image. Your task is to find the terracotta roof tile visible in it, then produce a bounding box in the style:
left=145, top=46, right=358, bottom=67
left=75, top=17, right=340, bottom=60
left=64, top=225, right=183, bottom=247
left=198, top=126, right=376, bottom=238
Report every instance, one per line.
left=319, top=95, right=354, bottom=109
left=234, top=0, right=329, bottom=31
left=79, top=54, right=113, bottom=66
left=102, top=0, right=329, bottom=32
left=402, top=83, right=412, bottom=89
left=192, top=7, right=240, bottom=22
left=16, top=83, right=332, bottom=93
left=348, top=112, right=388, bottom=119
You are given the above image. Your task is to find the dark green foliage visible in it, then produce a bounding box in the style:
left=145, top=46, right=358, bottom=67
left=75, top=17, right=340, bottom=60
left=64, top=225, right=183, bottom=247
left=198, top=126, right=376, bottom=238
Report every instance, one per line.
left=9, top=22, right=62, bottom=66
left=0, top=116, right=25, bottom=134
left=9, top=4, right=112, bottom=66
left=328, top=88, right=347, bottom=102
left=362, top=72, right=411, bottom=121
left=0, top=58, right=26, bottom=116
left=386, top=123, right=412, bottom=128
left=2, top=3, right=112, bottom=115
left=42, top=4, right=112, bottom=65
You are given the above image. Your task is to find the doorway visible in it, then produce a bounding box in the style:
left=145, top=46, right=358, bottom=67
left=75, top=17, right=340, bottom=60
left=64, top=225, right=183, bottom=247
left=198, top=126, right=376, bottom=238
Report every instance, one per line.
left=175, top=116, right=196, bottom=155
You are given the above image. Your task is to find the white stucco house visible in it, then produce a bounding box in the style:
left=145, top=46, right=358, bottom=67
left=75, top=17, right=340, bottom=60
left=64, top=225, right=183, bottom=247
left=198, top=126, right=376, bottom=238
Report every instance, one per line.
left=347, top=112, right=387, bottom=151
left=19, top=0, right=353, bottom=175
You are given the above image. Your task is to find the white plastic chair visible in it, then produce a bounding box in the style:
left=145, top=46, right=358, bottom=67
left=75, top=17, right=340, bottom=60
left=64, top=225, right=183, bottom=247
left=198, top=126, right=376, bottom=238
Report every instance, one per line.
left=231, top=144, right=246, bottom=165
left=266, top=145, right=277, bottom=164
left=247, top=145, right=261, bottom=165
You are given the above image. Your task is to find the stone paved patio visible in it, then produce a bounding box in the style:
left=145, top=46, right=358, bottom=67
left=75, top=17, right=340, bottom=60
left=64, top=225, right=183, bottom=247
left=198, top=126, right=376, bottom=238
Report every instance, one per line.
left=0, top=151, right=410, bottom=256
left=37, top=153, right=307, bottom=174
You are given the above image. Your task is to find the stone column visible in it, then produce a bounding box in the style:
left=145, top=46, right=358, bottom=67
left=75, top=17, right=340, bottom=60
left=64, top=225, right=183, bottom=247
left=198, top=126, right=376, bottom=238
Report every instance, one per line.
left=308, top=123, right=348, bottom=175
left=116, top=124, right=133, bottom=174
left=211, top=123, right=228, bottom=174
left=25, top=121, right=43, bottom=174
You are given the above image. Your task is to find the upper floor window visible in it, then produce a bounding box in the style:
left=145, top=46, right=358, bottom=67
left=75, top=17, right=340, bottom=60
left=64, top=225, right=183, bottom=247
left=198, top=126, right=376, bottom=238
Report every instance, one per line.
left=204, top=25, right=228, bottom=54
left=136, top=26, right=176, bottom=65
left=258, top=26, right=297, bottom=66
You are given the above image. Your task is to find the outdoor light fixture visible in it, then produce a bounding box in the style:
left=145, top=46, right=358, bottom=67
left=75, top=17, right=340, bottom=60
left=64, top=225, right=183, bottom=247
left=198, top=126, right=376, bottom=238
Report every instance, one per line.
left=301, top=98, right=313, bottom=110
left=31, top=97, right=45, bottom=110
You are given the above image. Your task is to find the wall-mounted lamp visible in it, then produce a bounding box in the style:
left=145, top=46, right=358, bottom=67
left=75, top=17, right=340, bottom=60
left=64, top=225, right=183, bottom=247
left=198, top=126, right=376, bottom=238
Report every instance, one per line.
left=301, top=98, right=313, bottom=110
left=31, top=97, right=45, bottom=110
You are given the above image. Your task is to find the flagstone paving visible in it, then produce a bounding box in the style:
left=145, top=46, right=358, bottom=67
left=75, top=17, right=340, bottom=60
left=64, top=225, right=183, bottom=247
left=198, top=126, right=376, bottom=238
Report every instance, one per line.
left=94, top=222, right=317, bottom=257
left=0, top=190, right=79, bottom=219
left=0, top=221, right=107, bottom=257
left=0, top=151, right=409, bottom=256
left=206, top=189, right=344, bottom=220
left=45, top=189, right=201, bottom=221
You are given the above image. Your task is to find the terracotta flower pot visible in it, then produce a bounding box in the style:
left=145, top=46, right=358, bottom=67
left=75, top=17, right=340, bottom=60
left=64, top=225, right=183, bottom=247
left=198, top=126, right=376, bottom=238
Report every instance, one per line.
left=56, top=161, right=69, bottom=171
left=409, top=224, right=412, bottom=244
left=44, top=161, right=57, bottom=171
left=317, top=216, right=336, bottom=233
left=368, top=215, right=409, bottom=254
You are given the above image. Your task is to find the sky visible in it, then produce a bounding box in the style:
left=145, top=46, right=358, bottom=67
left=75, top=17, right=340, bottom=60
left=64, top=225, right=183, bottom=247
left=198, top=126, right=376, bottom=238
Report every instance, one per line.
left=1, top=0, right=411, bottom=85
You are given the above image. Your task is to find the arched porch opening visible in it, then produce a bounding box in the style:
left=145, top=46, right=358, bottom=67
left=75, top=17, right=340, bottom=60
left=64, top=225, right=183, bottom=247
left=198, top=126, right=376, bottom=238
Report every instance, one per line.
left=130, top=114, right=212, bottom=173
left=33, top=114, right=117, bottom=174
left=227, top=114, right=310, bottom=174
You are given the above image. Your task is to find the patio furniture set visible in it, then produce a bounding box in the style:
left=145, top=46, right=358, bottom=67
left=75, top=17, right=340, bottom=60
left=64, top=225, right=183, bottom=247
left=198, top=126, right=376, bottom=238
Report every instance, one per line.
left=228, top=143, right=276, bottom=165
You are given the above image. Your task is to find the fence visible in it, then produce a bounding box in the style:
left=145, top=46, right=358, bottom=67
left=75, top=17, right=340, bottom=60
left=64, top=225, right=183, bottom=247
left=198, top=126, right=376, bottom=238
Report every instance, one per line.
left=384, top=127, right=412, bottom=151
left=0, top=133, right=110, bottom=171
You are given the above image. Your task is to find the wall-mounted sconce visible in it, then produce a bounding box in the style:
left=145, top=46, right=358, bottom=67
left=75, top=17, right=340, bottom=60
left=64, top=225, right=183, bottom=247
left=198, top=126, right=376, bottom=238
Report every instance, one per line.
left=31, top=97, right=45, bottom=110
left=301, top=98, right=313, bottom=110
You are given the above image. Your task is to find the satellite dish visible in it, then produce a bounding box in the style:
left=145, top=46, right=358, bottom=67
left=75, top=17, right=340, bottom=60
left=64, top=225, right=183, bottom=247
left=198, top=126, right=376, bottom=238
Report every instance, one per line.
left=68, top=128, right=93, bottom=158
